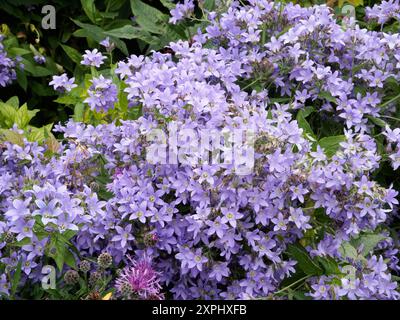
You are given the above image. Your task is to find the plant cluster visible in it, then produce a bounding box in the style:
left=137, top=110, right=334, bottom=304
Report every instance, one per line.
left=0, top=0, right=400, bottom=300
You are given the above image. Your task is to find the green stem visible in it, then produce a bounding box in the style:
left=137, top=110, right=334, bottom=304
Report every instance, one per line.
left=274, top=275, right=311, bottom=296
left=381, top=115, right=400, bottom=122
left=380, top=92, right=400, bottom=110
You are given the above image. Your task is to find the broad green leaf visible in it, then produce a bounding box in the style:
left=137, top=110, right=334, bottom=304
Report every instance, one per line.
left=104, top=25, right=143, bottom=39
left=0, top=129, right=24, bottom=145
left=338, top=0, right=363, bottom=8
left=105, top=0, right=127, bottom=11
left=287, top=244, right=324, bottom=276
left=0, top=103, right=18, bottom=127
left=15, top=103, right=39, bottom=129
left=74, top=103, right=85, bottom=122
left=5, top=96, right=19, bottom=109
left=318, top=91, right=337, bottom=104
left=339, top=242, right=365, bottom=262
left=60, top=44, right=82, bottom=65
left=16, top=68, right=27, bottom=91
left=72, top=19, right=129, bottom=55
left=318, top=135, right=346, bottom=158
left=201, top=0, right=216, bottom=11
left=351, top=233, right=387, bottom=257
left=315, top=256, right=341, bottom=275
left=296, top=108, right=316, bottom=141
left=10, top=260, right=22, bottom=298
left=81, top=0, right=98, bottom=24
left=160, top=0, right=175, bottom=9
left=8, top=47, right=30, bottom=56
left=130, top=0, right=168, bottom=34
left=367, top=116, right=387, bottom=128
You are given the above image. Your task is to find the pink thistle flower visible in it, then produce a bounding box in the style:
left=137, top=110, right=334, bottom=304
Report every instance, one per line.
left=115, top=255, right=163, bottom=300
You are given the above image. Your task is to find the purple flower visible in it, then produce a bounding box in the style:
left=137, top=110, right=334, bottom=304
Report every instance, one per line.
left=112, top=225, right=135, bottom=249
left=49, top=73, right=77, bottom=92
left=81, top=49, right=106, bottom=68
left=34, top=55, right=46, bottom=64
left=84, top=75, right=117, bottom=112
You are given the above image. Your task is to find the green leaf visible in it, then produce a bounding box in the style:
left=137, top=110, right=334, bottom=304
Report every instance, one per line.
left=339, top=242, right=362, bottom=261
left=16, top=69, right=28, bottom=91
left=74, top=103, right=85, bottom=122
left=315, top=256, right=341, bottom=275
left=318, top=135, right=346, bottom=158
left=81, top=0, right=98, bottom=24
left=367, top=116, right=387, bottom=128
left=104, top=25, right=143, bottom=39
left=72, top=19, right=129, bottom=55
left=296, top=108, right=316, bottom=141
left=105, top=0, right=127, bottom=11
left=130, top=0, right=168, bottom=34
left=0, top=129, right=24, bottom=145
left=61, top=44, right=82, bottom=65
left=351, top=233, right=387, bottom=257
left=0, top=103, right=18, bottom=127
left=318, top=91, right=337, bottom=104
left=287, top=244, right=324, bottom=276
left=7, top=47, right=30, bottom=56
left=160, top=0, right=175, bottom=9
left=201, top=0, right=216, bottom=11
left=10, top=260, right=23, bottom=298
left=64, top=250, right=77, bottom=269
left=5, top=97, right=19, bottom=109
left=15, top=103, right=39, bottom=129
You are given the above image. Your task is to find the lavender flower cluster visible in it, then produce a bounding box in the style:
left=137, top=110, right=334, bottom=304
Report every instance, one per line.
left=1, top=0, right=400, bottom=300
left=365, top=0, right=400, bottom=24
left=0, top=35, right=16, bottom=88
left=187, top=0, right=400, bottom=131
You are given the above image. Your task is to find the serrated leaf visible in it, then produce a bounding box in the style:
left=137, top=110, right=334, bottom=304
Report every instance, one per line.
left=0, top=103, right=18, bottom=127
left=339, top=241, right=364, bottom=262
left=0, top=129, right=24, bottom=145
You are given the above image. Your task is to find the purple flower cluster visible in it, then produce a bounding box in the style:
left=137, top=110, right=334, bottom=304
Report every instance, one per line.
left=366, top=0, right=400, bottom=24
left=49, top=73, right=77, bottom=92
left=309, top=252, right=399, bottom=300
left=192, top=1, right=400, bottom=131
left=0, top=35, right=17, bottom=87
left=81, top=49, right=107, bottom=68
left=169, top=0, right=195, bottom=24
left=383, top=126, right=400, bottom=170
left=84, top=75, right=118, bottom=112
left=1, top=1, right=400, bottom=300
